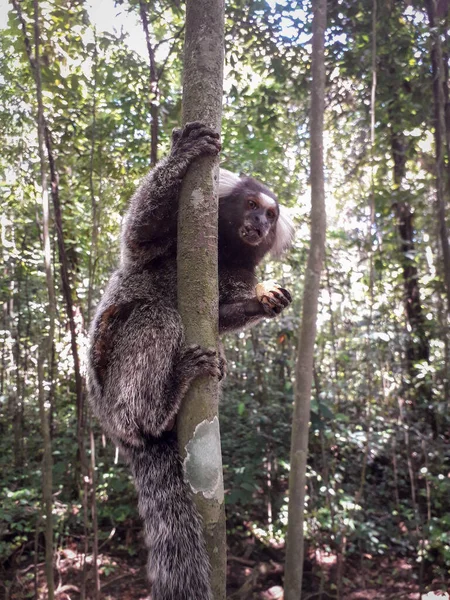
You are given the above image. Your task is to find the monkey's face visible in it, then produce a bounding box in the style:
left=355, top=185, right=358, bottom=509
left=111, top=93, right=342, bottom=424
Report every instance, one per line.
left=218, top=177, right=280, bottom=261
left=218, top=171, right=294, bottom=262
left=239, top=194, right=279, bottom=247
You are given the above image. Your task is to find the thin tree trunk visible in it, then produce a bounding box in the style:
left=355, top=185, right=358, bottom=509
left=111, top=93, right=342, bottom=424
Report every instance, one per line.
left=37, top=351, right=55, bottom=600
left=32, top=0, right=56, bottom=594
left=14, top=270, right=24, bottom=468
left=176, top=1, right=226, bottom=598
left=90, top=424, right=100, bottom=599
left=284, top=0, right=327, bottom=597
left=425, top=0, right=450, bottom=312
left=86, top=37, right=101, bottom=599
left=87, top=33, right=100, bottom=326
left=139, top=0, right=159, bottom=165
left=43, top=126, right=85, bottom=434
left=385, top=23, right=433, bottom=422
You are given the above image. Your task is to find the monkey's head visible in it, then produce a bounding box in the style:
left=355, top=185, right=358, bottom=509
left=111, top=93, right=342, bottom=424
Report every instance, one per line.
left=218, top=169, right=294, bottom=266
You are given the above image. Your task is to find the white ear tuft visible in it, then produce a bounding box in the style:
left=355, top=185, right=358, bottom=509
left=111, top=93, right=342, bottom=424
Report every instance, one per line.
left=272, top=206, right=295, bottom=257
left=218, top=168, right=241, bottom=198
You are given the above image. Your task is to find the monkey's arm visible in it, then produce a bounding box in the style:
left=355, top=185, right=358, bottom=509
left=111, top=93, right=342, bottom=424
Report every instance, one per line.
left=219, top=299, right=266, bottom=332
left=219, top=281, right=292, bottom=333
left=123, top=122, right=220, bottom=250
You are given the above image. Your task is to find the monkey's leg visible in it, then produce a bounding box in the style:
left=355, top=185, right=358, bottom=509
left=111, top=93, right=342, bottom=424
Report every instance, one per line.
left=99, top=305, right=220, bottom=444
left=154, top=343, right=222, bottom=434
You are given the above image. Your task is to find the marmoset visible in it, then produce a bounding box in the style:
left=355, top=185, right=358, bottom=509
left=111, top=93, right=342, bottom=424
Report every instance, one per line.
left=87, top=122, right=294, bottom=600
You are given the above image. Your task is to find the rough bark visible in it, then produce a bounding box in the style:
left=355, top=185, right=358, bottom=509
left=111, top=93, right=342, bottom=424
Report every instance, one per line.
left=284, top=0, right=327, bottom=597
left=176, top=1, right=226, bottom=598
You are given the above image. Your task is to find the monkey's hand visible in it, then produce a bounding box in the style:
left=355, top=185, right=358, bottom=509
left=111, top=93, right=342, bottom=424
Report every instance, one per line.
left=177, top=344, right=223, bottom=382
left=218, top=341, right=227, bottom=381
left=171, top=121, right=221, bottom=165
left=255, top=281, right=292, bottom=317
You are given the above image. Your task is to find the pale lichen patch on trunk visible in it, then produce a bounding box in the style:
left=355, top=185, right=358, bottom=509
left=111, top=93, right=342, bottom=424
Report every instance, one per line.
left=191, top=187, right=205, bottom=208
left=183, top=416, right=224, bottom=502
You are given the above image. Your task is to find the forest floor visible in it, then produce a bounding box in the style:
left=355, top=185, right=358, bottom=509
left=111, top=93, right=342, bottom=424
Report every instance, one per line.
left=6, top=542, right=449, bottom=600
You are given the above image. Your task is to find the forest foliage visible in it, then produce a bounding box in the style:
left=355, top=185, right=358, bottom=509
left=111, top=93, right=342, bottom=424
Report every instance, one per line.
left=0, top=0, right=450, bottom=598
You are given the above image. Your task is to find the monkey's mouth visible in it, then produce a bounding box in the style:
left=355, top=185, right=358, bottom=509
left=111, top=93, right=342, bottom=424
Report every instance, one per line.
left=240, top=224, right=263, bottom=245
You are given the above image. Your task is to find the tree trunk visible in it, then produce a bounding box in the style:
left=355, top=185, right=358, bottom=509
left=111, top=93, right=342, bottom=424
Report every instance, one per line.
left=139, top=0, right=159, bottom=166
left=89, top=424, right=100, bottom=599
left=32, top=0, right=56, bottom=595
left=391, top=128, right=430, bottom=367
left=425, top=0, right=450, bottom=312
left=37, top=350, right=55, bottom=600
left=87, top=34, right=100, bottom=327
left=284, top=0, right=327, bottom=597
left=13, top=271, right=24, bottom=469
left=383, top=11, right=433, bottom=422
left=176, top=1, right=226, bottom=598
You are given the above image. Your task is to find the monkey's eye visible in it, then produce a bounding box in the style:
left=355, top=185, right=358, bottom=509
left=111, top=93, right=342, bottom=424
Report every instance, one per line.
left=248, top=199, right=258, bottom=210
left=267, top=209, right=276, bottom=220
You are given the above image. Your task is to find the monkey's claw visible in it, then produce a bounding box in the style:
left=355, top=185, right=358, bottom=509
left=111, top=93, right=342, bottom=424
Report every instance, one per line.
left=255, top=281, right=292, bottom=317
left=179, top=344, right=222, bottom=380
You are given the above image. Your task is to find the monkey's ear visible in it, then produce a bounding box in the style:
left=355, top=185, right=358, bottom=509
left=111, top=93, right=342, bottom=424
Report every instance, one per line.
left=272, top=206, right=295, bottom=257
left=219, top=168, right=241, bottom=198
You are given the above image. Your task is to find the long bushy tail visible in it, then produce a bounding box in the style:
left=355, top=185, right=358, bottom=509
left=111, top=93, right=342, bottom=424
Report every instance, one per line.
left=128, top=432, right=212, bottom=600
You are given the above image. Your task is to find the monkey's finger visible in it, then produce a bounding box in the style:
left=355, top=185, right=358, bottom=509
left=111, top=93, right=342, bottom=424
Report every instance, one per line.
left=182, top=135, right=221, bottom=153
left=184, top=345, right=217, bottom=360
left=171, top=127, right=182, bottom=141
left=218, top=358, right=227, bottom=381
left=198, top=137, right=222, bottom=151
left=269, top=292, right=290, bottom=308
left=208, top=366, right=222, bottom=379
left=182, top=121, right=205, bottom=134
left=188, top=140, right=221, bottom=157
left=277, top=287, right=292, bottom=302
left=261, top=295, right=278, bottom=307
left=263, top=293, right=288, bottom=308
left=187, top=127, right=220, bottom=142
left=196, top=357, right=221, bottom=378
left=268, top=290, right=286, bottom=302
left=195, top=129, right=220, bottom=139
left=266, top=305, right=280, bottom=317
left=183, top=123, right=220, bottom=141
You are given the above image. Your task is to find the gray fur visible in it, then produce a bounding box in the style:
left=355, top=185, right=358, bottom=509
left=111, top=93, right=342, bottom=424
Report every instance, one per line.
left=87, top=122, right=292, bottom=599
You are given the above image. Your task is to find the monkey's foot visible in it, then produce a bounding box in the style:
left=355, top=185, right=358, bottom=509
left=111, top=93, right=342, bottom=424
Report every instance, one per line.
left=178, top=344, right=222, bottom=380
left=218, top=342, right=227, bottom=381
left=171, top=121, right=221, bottom=160
left=256, top=281, right=292, bottom=316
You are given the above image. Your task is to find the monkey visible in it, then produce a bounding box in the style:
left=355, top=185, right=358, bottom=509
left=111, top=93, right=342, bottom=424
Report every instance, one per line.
left=87, top=121, right=294, bottom=600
